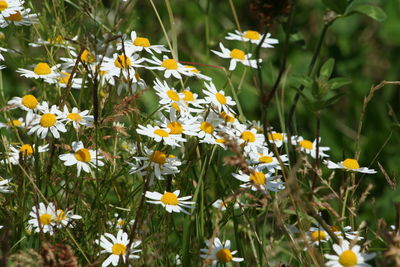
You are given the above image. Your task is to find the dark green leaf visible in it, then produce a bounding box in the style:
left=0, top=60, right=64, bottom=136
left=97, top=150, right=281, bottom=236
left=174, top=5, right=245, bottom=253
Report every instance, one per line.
left=347, top=4, right=387, bottom=22
left=320, top=58, right=335, bottom=80
left=327, top=77, right=352, bottom=90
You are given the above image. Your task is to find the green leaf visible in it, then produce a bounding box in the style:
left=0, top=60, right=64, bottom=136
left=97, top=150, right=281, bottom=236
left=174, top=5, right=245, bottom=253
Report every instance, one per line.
left=322, top=0, right=348, bottom=14
left=327, top=77, right=352, bottom=90
left=291, top=75, right=313, bottom=88
left=347, top=5, right=387, bottom=22
left=320, top=58, right=335, bottom=80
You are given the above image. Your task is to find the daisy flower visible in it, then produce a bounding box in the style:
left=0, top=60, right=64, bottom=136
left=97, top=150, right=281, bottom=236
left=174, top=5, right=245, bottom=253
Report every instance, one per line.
left=331, top=225, right=364, bottom=241
left=101, top=53, right=144, bottom=81
left=211, top=42, right=261, bottom=71
left=266, top=131, right=287, bottom=148
left=136, top=124, right=185, bottom=147
left=54, top=208, right=82, bottom=229
left=62, top=105, right=93, bottom=129
left=0, top=117, right=24, bottom=129
left=248, top=147, right=288, bottom=172
left=96, top=230, right=141, bottom=267
left=54, top=71, right=83, bottom=89
left=234, top=123, right=265, bottom=153
left=153, top=78, right=182, bottom=106
left=200, top=237, right=244, bottom=266
left=118, top=30, right=169, bottom=55
left=146, top=55, right=191, bottom=79
left=0, top=8, right=38, bottom=28
left=7, top=94, right=39, bottom=112
left=324, top=240, right=376, bottom=267
left=306, top=226, right=330, bottom=248
left=292, top=136, right=330, bottom=158
left=145, top=190, right=195, bottom=215
left=2, top=143, right=49, bottom=165
left=156, top=110, right=199, bottom=138
left=183, top=65, right=212, bottom=81
left=28, top=202, right=56, bottom=235
left=58, top=141, right=104, bottom=176
left=212, top=199, right=240, bottom=211
left=128, top=147, right=182, bottom=180
left=232, top=168, right=285, bottom=192
left=325, top=158, right=377, bottom=174
left=225, top=30, right=279, bottom=48
left=203, top=81, right=236, bottom=113
left=60, top=49, right=96, bottom=68
left=0, top=0, right=24, bottom=18
left=27, top=103, right=66, bottom=139
left=0, top=179, right=12, bottom=193
left=107, top=213, right=135, bottom=229
left=17, top=62, right=59, bottom=81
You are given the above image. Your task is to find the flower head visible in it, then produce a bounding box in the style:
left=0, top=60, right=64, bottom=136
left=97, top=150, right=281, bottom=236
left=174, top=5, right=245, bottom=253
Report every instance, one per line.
left=200, top=237, right=244, bottom=266
left=145, top=190, right=195, bottom=215
left=59, top=141, right=104, bottom=176
left=324, top=240, right=375, bottom=267
left=96, top=230, right=141, bottom=267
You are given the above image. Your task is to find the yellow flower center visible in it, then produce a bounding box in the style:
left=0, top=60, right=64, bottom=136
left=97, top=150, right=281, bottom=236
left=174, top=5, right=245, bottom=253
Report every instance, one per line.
left=185, top=65, right=200, bottom=73
left=310, top=230, right=327, bottom=242
left=182, top=90, right=194, bottom=101
left=55, top=209, right=66, bottom=222
left=166, top=89, right=180, bottom=101
left=229, top=48, right=245, bottom=60
left=59, top=72, right=71, bottom=84
left=117, top=219, right=126, bottom=226
left=39, top=213, right=52, bottom=225
left=244, top=30, right=261, bottom=40
left=67, top=112, right=82, bottom=122
left=171, top=102, right=181, bottom=112
left=259, top=156, right=273, bottom=164
left=161, top=59, right=178, bottom=70
left=299, top=140, right=313, bottom=150
left=74, top=148, right=91, bottom=162
left=5, top=11, right=22, bottom=21
left=111, top=243, right=127, bottom=255
left=250, top=171, right=266, bottom=185
left=216, top=248, right=233, bottom=263
left=160, top=192, right=178, bottom=205
left=215, top=92, right=227, bottom=104
left=153, top=129, right=169, bottom=137
left=114, top=55, right=131, bottom=69
left=34, top=62, right=52, bottom=75
left=40, top=113, right=57, bottom=128
left=339, top=250, right=358, bottom=267
left=200, top=122, right=214, bottom=134
left=7, top=119, right=22, bottom=127
left=268, top=132, right=283, bottom=141
left=0, top=1, right=9, bottom=11
left=331, top=226, right=340, bottom=232
left=216, top=138, right=225, bottom=144
left=241, top=131, right=256, bottom=143
left=19, top=144, right=34, bottom=156
left=80, top=49, right=95, bottom=63
left=342, top=158, right=360, bottom=170
left=21, top=94, right=38, bottom=109
left=150, top=150, right=167, bottom=165
left=134, top=37, right=151, bottom=47
left=167, top=121, right=183, bottom=134
left=220, top=112, right=235, bottom=123
left=53, top=35, right=64, bottom=44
